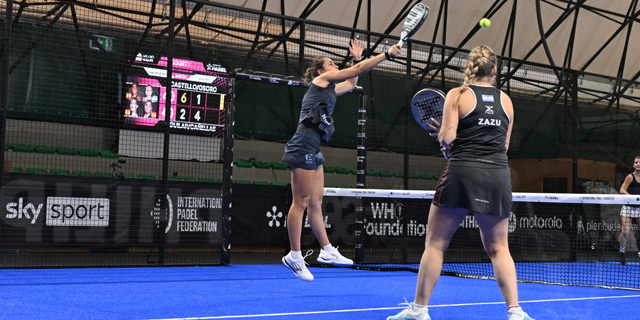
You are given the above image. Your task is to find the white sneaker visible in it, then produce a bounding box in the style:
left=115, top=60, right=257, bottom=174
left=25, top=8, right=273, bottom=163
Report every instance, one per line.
left=508, top=307, right=535, bottom=320
left=387, top=302, right=430, bottom=320
left=317, top=246, right=353, bottom=267
left=282, top=250, right=314, bottom=282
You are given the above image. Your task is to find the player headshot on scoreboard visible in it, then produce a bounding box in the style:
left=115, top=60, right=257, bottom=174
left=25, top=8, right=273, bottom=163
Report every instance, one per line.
left=128, top=82, right=140, bottom=101
left=143, top=100, right=156, bottom=118
left=143, top=85, right=158, bottom=103
left=129, top=98, right=140, bottom=117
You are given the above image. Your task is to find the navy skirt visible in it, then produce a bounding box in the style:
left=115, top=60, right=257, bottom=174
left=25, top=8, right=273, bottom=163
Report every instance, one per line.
left=282, top=123, right=326, bottom=170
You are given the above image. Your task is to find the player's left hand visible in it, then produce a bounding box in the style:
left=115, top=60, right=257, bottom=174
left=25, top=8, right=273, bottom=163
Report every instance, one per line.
left=441, top=145, right=451, bottom=159
left=426, top=118, right=441, bottom=138
left=349, top=38, right=364, bottom=61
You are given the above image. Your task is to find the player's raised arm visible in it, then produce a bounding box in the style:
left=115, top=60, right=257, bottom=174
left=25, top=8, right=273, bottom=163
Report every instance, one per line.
left=313, top=43, right=401, bottom=93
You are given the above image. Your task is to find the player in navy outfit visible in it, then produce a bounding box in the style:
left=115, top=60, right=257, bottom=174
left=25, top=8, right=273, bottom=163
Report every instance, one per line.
left=388, top=46, right=533, bottom=320
left=281, top=39, right=402, bottom=281
left=618, top=156, right=640, bottom=265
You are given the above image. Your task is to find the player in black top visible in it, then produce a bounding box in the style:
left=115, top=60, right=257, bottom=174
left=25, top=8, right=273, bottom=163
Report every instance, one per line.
left=388, top=46, right=533, bottom=320
left=618, top=156, right=640, bottom=265
left=281, top=40, right=402, bottom=282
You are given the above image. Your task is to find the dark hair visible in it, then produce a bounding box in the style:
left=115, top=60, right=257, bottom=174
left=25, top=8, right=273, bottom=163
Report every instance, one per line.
left=303, top=57, right=327, bottom=85
left=454, top=46, right=497, bottom=110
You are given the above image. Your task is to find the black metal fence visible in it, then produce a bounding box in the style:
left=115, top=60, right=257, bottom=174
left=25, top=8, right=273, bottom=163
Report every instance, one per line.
left=1, top=1, right=639, bottom=267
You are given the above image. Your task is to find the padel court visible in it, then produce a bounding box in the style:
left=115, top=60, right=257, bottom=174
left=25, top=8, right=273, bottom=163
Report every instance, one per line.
left=2, top=264, right=639, bottom=319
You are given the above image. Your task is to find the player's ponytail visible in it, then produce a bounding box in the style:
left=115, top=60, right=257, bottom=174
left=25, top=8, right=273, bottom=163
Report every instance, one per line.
left=303, top=57, right=326, bottom=85
left=454, top=46, right=496, bottom=110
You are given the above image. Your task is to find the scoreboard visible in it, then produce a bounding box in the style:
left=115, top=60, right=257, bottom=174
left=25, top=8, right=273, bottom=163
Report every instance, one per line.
left=170, top=78, right=226, bottom=133
left=123, top=53, right=228, bottom=135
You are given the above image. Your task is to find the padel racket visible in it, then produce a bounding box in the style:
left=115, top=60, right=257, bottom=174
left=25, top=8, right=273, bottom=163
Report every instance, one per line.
left=398, top=3, right=429, bottom=47
left=411, top=88, right=445, bottom=132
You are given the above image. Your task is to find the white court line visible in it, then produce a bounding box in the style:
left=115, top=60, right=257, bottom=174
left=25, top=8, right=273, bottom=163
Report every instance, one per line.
left=148, top=294, right=640, bottom=320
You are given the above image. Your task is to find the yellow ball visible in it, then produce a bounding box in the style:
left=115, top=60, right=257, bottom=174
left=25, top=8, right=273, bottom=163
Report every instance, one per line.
left=479, top=18, right=491, bottom=28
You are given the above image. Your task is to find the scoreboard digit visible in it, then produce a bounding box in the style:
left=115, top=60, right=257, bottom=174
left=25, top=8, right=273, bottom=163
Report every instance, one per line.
left=192, top=92, right=206, bottom=107
left=178, top=90, right=191, bottom=105
left=177, top=106, right=189, bottom=121
left=190, top=108, right=204, bottom=123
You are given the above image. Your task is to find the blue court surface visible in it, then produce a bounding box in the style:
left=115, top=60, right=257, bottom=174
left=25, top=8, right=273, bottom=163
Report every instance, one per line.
left=1, top=264, right=639, bottom=319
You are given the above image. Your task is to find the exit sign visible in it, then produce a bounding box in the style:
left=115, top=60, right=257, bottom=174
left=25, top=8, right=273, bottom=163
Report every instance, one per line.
left=89, top=35, right=116, bottom=52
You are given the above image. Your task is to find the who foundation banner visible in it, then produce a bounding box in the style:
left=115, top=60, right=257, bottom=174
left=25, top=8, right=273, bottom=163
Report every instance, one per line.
left=0, top=173, right=222, bottom=248
left=316, top=196, right=632, bottom=263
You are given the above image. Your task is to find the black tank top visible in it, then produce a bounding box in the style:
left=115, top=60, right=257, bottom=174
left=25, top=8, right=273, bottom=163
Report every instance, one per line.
left=448, top=84, right=510, bottom=167
left=627, top=172, right=640, bottom=195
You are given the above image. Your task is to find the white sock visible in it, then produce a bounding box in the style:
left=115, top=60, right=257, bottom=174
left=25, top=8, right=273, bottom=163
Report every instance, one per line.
left=322, top=244, right=334, bottom=251
left=412, top=302, right=428, bottom=311
left=508, top=306, right=523, bottom=314
left=290, top=250, right=302, bottom=259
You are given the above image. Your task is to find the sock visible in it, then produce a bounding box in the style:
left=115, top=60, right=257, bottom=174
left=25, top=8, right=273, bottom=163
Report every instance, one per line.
left=620, top=247, right=626, bottom=253
left=412, top=302, right=428, bottom=311
left=508, top=306, right=522, bottom=314
left=290, top=250, right=302, bottom=259
left=322, top=244, right=334, bottom=251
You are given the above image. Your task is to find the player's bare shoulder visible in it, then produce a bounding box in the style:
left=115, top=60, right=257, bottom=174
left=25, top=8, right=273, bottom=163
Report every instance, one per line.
left=500, top=90, right=514, bottom=117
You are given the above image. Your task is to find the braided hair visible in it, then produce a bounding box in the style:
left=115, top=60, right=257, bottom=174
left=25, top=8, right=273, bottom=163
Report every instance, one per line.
left=303, top=57, right=327, bottom=85
left=454, top=46, right=497, bottom=110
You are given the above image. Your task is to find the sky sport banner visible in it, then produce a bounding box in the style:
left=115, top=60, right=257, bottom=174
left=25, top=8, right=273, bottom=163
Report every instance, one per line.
left=0, top=174, right=222, bottom=247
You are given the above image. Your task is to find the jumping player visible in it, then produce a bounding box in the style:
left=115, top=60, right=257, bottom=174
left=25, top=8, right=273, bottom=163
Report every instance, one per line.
left=281, top=39, right=402, bottom=281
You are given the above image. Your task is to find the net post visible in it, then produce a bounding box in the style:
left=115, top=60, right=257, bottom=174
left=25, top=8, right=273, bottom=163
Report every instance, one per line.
left=157, top=0, right=177, bottom=266
left=221, top=77, right=236, bottom=265
left=357, top=94, right=367, bottom=189
left=569, top=70, right=579, bottom=193
left=355, top=94, right=368, bottom=263
left=403, top=41, right=412, bottom=189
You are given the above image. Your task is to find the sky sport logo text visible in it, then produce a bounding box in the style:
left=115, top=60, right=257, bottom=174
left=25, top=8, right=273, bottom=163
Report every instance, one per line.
left=45, top=197, right=110, bottom=227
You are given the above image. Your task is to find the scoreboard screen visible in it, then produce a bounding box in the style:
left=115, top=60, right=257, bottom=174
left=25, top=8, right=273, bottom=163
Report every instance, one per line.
left=123, top=53, right=227, bottom=135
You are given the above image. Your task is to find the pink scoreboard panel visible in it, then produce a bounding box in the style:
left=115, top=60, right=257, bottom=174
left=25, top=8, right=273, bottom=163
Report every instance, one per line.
left=123, top=53, right=227, bottom=135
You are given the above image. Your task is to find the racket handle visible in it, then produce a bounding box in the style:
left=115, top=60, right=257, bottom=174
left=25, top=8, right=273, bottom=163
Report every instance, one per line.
left=397, top=39, right=405, bottom=47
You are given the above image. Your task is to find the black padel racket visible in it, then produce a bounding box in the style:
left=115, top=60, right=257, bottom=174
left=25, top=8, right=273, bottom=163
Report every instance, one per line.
left=411, top=88, right=445, bottom=132
left=398, top=3, right=430, bottom=47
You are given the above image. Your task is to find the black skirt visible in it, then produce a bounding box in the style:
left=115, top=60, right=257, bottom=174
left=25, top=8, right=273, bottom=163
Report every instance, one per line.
left=433, top=163, right=512, bottom=217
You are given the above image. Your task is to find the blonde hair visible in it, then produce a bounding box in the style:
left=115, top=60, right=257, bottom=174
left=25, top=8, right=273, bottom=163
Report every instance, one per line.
left=454, top=46, right=497, bottom=110
left=303, top=57, right=327, bottom=85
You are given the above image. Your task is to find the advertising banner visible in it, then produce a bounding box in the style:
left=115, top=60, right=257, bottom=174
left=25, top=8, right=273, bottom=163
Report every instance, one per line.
left=0, top=174, right=222, bottom=247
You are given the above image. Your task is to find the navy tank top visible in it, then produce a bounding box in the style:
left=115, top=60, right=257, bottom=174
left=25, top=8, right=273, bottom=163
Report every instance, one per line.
left=448, top=84, right=510, bottom=167
left=298, top=83, right=337, bottom=142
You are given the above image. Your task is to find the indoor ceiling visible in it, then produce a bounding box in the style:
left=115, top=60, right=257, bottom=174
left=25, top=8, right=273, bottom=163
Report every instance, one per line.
left=220, top=0, right=640, bottom=82
left=3, top=0, right=639, bottom=106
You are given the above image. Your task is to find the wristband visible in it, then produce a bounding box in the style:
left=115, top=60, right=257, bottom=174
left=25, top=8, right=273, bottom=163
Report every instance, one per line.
left=384, top=51, right=395, bottom=61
